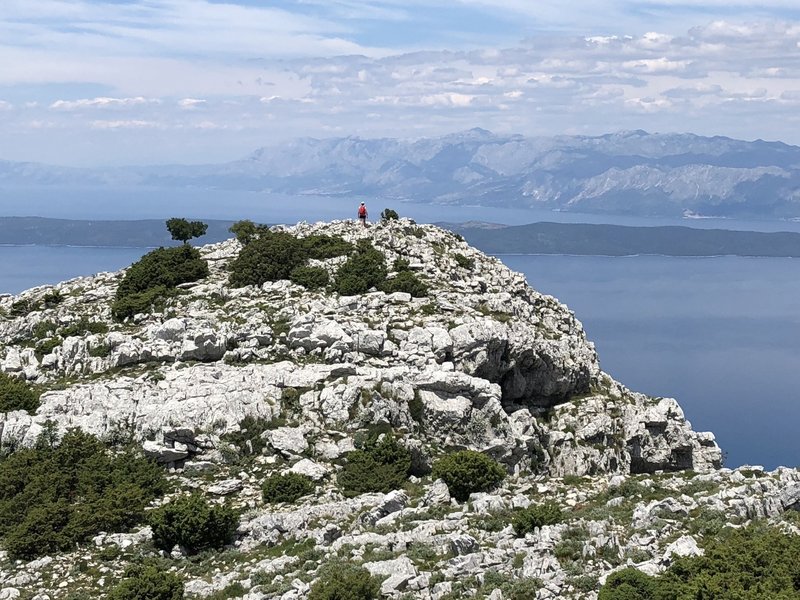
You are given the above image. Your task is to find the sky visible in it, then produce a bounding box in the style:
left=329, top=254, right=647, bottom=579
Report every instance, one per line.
left=2, top=0, right=800, bottom=166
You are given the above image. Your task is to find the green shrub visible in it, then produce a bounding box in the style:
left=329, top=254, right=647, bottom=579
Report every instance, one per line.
left=380, top=208, right=399, bottom=221
left=335, top=240, right=387, bottom=296
left=220, top=415, right=273, bottom=460
left=431, top=450, right=506, bottom=502
left=42, top=290, right=64, bottom=308
left=229, top=230, right=307, bottom=288
left=290, top=265, right=330, bottom=290
left=308, top=562, right=381, bottom=600
left=512, top=502, right=563, bottom=536
left=166, top=218, right=207, bottom=244
left=301, top=234, right=354, bottom=259
left=338, top=435, right=411, bottom=497
left=33, top=319, right=58, bottom=339
left=392, top=257, right=410, bottom=271
left=0, top=428, right=166, bottom=559
left=381, top=270, right=428, bottom=297
left=89, top=343, right=112, bottom=358
left=10, top=299, right=38, bottom=317
left=60, top=317, right=109, bottom=338
left=108, top=564, right=184, bottom=600
left=229, top=219, right=270, bottom=246
left=599, top=524, right=800, bottom=600
left=111, top=286, right=177, bottom=322
left=453, top=253, right=474, bottom=270
left=262, top=472, right=315, bottom=504
left=35, top=337, right=61, bottom=358
left=149, top=493, right=238, bottom=555
left=0, top=372, right=40, bottom=413
left=117, top=245, right=209, bottom=298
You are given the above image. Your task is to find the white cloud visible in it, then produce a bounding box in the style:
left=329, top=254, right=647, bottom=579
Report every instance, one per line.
left=90, top=119, right=161, bottom=129
left=0, top=100, right=12, bottom=110
left=50, top=97, right=157, bottom=110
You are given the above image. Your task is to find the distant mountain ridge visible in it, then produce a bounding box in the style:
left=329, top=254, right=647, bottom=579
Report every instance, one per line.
left=3, top=129, right=800, bottom=219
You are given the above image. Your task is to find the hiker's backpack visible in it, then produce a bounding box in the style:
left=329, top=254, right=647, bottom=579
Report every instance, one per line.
left=358, top=205, right=367, bottom=217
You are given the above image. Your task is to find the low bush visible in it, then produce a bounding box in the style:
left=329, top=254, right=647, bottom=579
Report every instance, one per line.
left=335, top=240, right=388, bottom=296
left=381, top=270, right=428, bottom=297
left=10, top=299, right=38, bottom=317
left=113, top=245, right=207, bottom=321
left=290, top=265, right=330, bottom=290
left=338, top=435, right=412, bottom=497
left=35, top=337, right=61, bottom=358
left=108, top=564, right=184, bottom=600
left=512, top=502, right=564, bottom=536
left=598, top=524, right=800, bottom=600
left=0, top=428, right=166, bottom=559
left=453, top=253, right=474, bottom=270
left=262, top=472, right=315, bottom=504
left=117, top=245, right=209, bottom=299
left=380, top=208, right=399, bottom=221
left=308, top=562, right=381, bottom=600
left=301, top=234, right=354, bottom=259
left=42, top=290, right=64, bottom=308
left=61, top=317, right=109, bottom=338
left=229, top=230, right=307, bottom=288
left=149, top=493, right=238, bottom=555
left=0, top=372, right=40, bottom=414
left=431, top=450, right=506, bottom=502
left=220, top=415, right=273, bottom=461
left=111, top=286, right=177, bottom=322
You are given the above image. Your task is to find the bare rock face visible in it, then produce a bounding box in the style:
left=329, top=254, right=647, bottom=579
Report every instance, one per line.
left=0, top=219, right=720, bottom=478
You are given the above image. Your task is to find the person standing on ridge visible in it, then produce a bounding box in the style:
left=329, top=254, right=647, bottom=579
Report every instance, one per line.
left=357, top=202, right=368, bottom=227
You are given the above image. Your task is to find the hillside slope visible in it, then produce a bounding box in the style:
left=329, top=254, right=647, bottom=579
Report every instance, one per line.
left=0, top=220, right=797, bottom=599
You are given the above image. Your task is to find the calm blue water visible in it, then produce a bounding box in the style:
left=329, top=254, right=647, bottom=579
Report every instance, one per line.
left=1, top=190, right=799, bottom=469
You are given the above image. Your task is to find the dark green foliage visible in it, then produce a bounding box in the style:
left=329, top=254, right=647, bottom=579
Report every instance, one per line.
left=599, top=568, right=656, bottom=600
left=599, top=524, right=800, bottom=600
left=88, top=343, right=112, bottom=358
left=229, top=219, right=269, bottom=246
left=117, top=245, right=209, bottom=299
left=42, top=290, right=63, bottom=308
left=380, top=270, right=428, bottom=297
left=380, top=208, right=399, bottom=221
left=108, top=564, right=184, bottom=600
left=10, top=299, right=39, bottom=317
left=308, top=562, right=381, bottom=600
left=220, top=415, right=272, bottom=459
left=512, top=502, right=564, bottom=536
left=338, top=435, right=412, bottom=497
left=0, top=372, right=40, bottom=413
left=228, top=230, right=307, bottom=288
left=335, top=240, right=388, bottom=296
left=453, top=253, right=474, bottom=270
left=0, top=429, right=167, bottom=559
left=262, top=472, right=315, bottom=504
left=392, top=257, right=410, bottom=271
left=111, top=286, right=177, bottom=322
left=431, top=450, right=506, bottom=502
left=290, top=265, right=330, bottom=290
left=166, top=218, right=208, bottom=244
left=60, top=317, right=109, bottom=338
left=32, top=320, right=57, bottom=339
left=35, top=337, right=61, bottom=358
left=149, top=493, right=238, bottom=555
left=301, top=234, right=354, bottom=259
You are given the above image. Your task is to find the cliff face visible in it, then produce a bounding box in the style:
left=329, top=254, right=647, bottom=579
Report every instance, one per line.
left=0, top=219, right=720, bottom=478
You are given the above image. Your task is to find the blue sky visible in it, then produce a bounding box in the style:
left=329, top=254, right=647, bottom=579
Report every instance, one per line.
left=2, top=0, right=800, bottom=165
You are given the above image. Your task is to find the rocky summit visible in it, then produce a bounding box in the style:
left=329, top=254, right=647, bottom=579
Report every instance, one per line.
left=0, top=218, right=797, bottom=600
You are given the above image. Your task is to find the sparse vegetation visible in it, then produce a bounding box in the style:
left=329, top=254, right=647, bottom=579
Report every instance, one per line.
left=290, top=265, right=330, bottom=290
left=108, top=564, right=184, bottom=600
left=335, top=240, right=388, bottom=296
left=380, top=208, right=399, bottom=221
left=453, top=253, right=474, bottom=270
left=512, top=502, right=564, bottom=536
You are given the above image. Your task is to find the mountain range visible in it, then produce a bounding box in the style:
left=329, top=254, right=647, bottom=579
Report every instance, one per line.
left=2, top=129, right=800, bottom=219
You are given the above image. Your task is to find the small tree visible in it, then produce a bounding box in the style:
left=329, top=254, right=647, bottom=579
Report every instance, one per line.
left=166, top=218, right=208, bottom=245
left=380, top=208, right=399, bottom=221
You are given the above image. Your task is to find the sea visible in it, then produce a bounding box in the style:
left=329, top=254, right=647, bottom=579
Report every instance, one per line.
left=2, top=187, right=800, bottom=469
